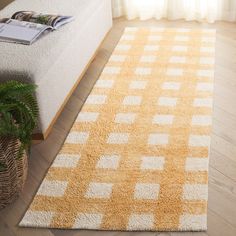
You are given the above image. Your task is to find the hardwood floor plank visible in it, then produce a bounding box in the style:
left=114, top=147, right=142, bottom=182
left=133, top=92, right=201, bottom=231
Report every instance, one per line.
left=33, top=128, right=66, bottom=163
left=0, top=217, right=16, bottom=236
left=213, top=107, right=236, bottom=133
left=211, top=135, right=236, bottom=164
left=215, top=65, right=236, bottom=87
left=207, top=210, right=236, bottom=236
left=210, top=150, right=236, bottom=182
left=212, top=120, right=236, bottom=146
left=208, top=168, right=236, bottom=227
left=170, top=232, right=207, bottom=236
left=209, top=167, right=236, bottom=198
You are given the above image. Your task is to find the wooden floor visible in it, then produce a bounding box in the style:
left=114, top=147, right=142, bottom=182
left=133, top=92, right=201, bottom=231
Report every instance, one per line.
left=1, top=18, right=236, bottom=236
left=0, top=0, right=13, bottom=10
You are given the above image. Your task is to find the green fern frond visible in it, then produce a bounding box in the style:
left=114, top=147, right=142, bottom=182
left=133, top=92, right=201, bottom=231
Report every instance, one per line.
left=0, top=81, right=39, bottom=160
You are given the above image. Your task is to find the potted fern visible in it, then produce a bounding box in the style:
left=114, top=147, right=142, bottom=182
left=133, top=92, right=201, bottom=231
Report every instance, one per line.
left=0, top=81, right=38, bottom=209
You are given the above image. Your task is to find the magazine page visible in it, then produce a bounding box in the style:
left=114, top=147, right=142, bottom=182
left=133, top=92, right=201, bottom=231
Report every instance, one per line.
left=0, top=19, right=51, bottom=45
left=11, top=11, right=74, bottom=29
left=7, top=19, right=52, bottom=31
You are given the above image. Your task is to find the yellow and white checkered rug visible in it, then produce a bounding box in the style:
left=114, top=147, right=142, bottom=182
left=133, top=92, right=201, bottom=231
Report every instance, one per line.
left=20, top=27, right=215, bottom=231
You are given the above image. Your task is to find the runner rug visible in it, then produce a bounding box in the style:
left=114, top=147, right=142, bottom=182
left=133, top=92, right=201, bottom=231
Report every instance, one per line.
left=20, top=27, right=215, bottom=231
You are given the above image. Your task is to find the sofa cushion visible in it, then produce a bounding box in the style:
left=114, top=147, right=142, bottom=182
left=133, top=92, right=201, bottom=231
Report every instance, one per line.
left=0, top=0, right=101, bottom=84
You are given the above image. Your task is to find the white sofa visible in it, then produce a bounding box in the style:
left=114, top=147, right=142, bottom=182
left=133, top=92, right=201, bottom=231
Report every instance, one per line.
left=0, top=0, right=112, bottom=139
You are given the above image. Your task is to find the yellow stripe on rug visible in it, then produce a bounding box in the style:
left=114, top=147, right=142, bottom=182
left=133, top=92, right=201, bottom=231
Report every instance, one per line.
left=20, top=27, right=215, bottom=231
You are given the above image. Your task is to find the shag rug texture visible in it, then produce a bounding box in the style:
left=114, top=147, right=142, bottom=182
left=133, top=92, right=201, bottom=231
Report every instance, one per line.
left=20, top=27, right=215, bottom=231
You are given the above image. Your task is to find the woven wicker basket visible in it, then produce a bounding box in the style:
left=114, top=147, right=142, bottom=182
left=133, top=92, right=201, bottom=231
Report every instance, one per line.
left=0, top=137, right=28, bottom=210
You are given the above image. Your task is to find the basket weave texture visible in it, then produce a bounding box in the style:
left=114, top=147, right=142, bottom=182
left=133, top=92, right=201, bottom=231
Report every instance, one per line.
left=0, top=137, right=28, bottom=210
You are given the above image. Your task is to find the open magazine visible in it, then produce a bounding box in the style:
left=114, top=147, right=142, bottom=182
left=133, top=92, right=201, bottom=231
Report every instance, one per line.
left=0, top=11, right=74, bottom=45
